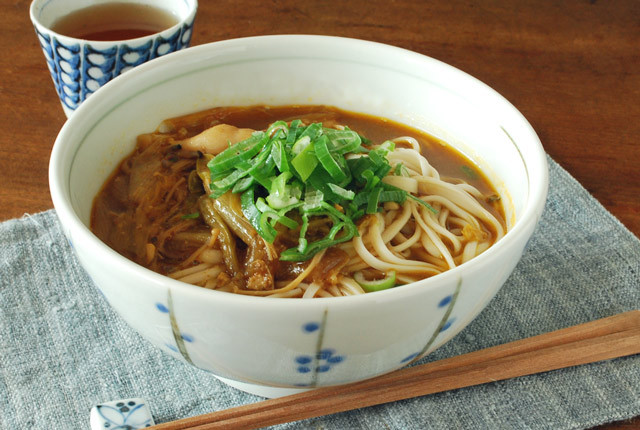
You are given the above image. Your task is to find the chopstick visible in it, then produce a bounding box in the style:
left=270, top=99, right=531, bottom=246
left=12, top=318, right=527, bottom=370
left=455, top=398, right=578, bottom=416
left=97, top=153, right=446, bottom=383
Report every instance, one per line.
left=151, top=310, right=640, bottom=430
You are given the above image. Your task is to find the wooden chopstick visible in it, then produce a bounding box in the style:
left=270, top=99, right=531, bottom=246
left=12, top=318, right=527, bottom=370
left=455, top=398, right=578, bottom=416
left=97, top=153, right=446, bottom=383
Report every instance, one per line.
left=151, top=310, right=640, bottom=430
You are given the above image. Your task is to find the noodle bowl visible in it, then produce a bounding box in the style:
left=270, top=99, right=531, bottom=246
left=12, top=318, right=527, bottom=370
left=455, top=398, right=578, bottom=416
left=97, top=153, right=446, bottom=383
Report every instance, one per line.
left=49, top=36, right=547, bottom=396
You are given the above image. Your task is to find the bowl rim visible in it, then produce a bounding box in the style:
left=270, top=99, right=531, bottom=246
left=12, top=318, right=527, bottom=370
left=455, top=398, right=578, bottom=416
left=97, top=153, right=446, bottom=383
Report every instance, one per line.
left=49, top=34, right=549, bottom=309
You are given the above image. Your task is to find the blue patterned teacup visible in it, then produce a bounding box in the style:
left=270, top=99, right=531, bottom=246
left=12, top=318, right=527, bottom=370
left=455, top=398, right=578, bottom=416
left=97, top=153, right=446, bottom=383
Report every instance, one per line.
left=30, top=0, right=197, bottom=117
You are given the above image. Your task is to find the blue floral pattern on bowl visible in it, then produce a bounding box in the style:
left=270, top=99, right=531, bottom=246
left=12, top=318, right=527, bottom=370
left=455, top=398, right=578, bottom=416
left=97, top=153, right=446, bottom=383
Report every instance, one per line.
left=155, top=292, right=195, bottom=365
left=400, top=278, right=462, bottom=365
left=148, top=280, right=460, bottom=389
left=296, top=348, right=346, bottom=374
left=293, top=310, right=346, bottom=387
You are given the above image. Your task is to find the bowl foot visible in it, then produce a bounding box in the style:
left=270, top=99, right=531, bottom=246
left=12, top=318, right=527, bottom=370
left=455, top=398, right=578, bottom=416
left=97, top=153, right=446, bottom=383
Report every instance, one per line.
left=214, top=375, right=312, bottom=398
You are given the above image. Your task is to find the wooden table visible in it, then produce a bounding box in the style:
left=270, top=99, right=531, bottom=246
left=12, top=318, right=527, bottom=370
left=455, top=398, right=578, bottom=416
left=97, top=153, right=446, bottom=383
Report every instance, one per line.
left=2, top=1, right=638, bottom=428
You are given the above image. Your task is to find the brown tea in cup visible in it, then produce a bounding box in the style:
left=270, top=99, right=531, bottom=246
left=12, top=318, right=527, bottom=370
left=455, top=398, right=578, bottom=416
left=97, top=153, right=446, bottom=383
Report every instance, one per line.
left=51, top=2, right=178, bottom=41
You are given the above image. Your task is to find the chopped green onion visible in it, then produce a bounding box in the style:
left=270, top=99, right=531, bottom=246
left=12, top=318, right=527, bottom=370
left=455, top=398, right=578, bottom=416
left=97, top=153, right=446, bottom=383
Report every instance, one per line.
left=206, top=119, right=432, bottom=261
left=362, top=170, right=381, bottom=191
left=291, top=135, right=311, bottom=155
left=303, top=188, right=324, bottom=211
left=354, top=270, right=396, bottom=292
left=327, top=183, right=355, bottom=200
left=324, top=128, right=361, bottom=154
left=281, top=218, right=356, bottom=261
left=348, top=157, right=374, bottom=183
left=315, top=135, right=348, bottom=182
left=286, top=119, right=303, bottom=144
left=297, top=122, right=323, bottom=142
left=241, top=188, right=275, bottom=242
left=258, top=212, right=278, bottom=243
left=213, top=168, right=249, bottom=190
left=375, top=140, right=395, bottom=155
left=255, top=197, right=271, bottom=213
left=291, top=140, right=317, bottom=182
left=266, top=120, right=289, bottom=137
left=379, top=190, right=407, bottom=204
left=255, top=197, right=300, bottom=230
left=271, top=140, right=290, bottom=173
left=368, top=149, right=386, bottom=166
left=232, top=176, right=255, bottom=193
left=266, top=172, right=299, bottom=209
left=270, top=213, right=298, bottom=230
left=366, top=187, right=382, bottom=214
left=374, top=163, right=392, bottom=179
left=208, top=132, right=267, bottom=173
left=394, top=162, right=410, bottom=177
left=407, top=193, right=438, bottom=214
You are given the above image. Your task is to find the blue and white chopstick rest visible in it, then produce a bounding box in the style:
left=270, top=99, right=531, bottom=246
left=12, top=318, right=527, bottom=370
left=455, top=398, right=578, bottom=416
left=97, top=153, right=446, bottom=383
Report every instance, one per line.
left=90, top=398, right=154, bottom=429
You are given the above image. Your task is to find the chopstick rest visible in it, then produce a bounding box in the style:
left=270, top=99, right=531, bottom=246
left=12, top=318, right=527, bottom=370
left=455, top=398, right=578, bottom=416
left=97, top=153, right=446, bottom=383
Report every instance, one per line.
left=90, top=397, right=155, bottom=430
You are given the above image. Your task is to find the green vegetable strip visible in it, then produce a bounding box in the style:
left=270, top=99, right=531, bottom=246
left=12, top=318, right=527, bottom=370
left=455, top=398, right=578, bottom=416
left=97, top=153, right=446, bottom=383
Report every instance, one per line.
left=286, top=120, right=303, bottom=144
left=354, top=270, right=396, bottom=292
left=267, top=120, right=289, bottom=137
left=374, top=163, right=392, bottom=179
left=348, top=157, right=374, bottom=184
left=315, top=135, right=348, bottom=182
left=366, top=187, right=382, bottom=214
left=208, top=132, right=267, bottom=173
left=324, top=128, right=361, bottom=154
left=270, top=213, right=298, bottom=230
left=362, top=170, right=380, bottom=192
left=327, top=183, right=355, bottom=200
left=291, top=135, right=311, bottom=155
left=282, top=219, right=356, bottom=261
left=231, top=176, right=254, bottom=193
left=306, top=168, right=342, bottom=202
left=272, top=140, right=290, bottom=172
left=394, top=162, right=408, bottom=176
left=407, top=194, right=438, bottom=214
left=297, top=122, right=322, bottom=142
left=291, top=141, right=317, bottom=182
left=256, top=196, right=300, bottom=230
left=258, top=212, right=278, bottom=243
left=379, top=190, right=407, bottom=204
left=240, top=188, right=268, bottom=240
left=368, top=149, right=385, bottom=166
left=303, top=188, right=324, bottom=211
left=213, top=168, right=249, bottom=190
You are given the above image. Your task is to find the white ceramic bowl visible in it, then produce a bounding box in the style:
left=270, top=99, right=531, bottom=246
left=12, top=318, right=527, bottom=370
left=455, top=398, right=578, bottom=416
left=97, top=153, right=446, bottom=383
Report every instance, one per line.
left=49, top=35, right=548, bottom=398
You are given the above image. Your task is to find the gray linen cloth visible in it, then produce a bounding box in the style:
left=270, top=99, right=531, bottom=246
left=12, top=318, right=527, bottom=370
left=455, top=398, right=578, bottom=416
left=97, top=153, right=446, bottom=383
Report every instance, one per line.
left=1, top=156, right=639, bottom=429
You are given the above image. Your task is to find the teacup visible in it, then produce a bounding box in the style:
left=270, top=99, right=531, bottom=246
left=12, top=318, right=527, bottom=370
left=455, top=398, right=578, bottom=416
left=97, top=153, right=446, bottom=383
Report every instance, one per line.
left=30, top=0, right=198, bottom=117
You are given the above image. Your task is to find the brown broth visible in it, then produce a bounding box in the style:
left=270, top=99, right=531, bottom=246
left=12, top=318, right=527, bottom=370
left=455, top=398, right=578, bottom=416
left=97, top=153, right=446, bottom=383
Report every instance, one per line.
left=51, top=3, right=178, bottom=41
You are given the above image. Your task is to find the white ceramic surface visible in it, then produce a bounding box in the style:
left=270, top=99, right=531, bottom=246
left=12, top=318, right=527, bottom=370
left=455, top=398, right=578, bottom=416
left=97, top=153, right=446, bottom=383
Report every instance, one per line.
left=49, top=35, right=548, bottom=398
left=30, top=0, right=197, bottom=117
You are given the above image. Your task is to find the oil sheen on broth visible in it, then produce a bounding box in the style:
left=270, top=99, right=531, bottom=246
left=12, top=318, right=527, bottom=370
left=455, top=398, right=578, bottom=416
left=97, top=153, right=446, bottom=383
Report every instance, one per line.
left=91, top=105, right=506, bottom=298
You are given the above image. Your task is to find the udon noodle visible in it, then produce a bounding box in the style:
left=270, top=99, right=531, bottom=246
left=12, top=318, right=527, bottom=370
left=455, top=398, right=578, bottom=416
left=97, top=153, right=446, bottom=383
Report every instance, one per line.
left=91, top=105, right=505, bottom=298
